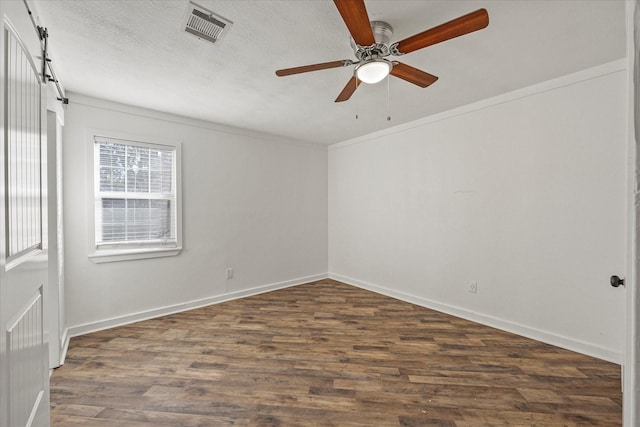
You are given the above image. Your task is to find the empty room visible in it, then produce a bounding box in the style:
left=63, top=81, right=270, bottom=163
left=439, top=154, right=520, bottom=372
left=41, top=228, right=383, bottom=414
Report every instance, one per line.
left=0, top=0, right=638, bottom=426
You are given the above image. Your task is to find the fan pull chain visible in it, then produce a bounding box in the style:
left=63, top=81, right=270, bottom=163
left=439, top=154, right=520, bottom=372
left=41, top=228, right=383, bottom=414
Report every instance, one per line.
left=386, top=73, right=391, bottom=121
left=355, top=77, right=359, bottom=120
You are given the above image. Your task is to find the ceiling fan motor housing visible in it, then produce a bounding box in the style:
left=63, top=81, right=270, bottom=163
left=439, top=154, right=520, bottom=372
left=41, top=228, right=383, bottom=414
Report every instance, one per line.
left=371, top=21, right=393, bottom=45
left=351, top=21, right=393, bottom=61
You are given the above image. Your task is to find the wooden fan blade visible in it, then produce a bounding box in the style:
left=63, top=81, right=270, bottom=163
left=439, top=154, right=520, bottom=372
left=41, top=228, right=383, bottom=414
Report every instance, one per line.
left=333, top=0, right=375, bottom=46
left=335, top=76, right=360, bottom=102
left=394, top=9, right=489, bottom=54
left=276, top=60, right=348, bottom=77
left=390, top=62, right=438, bottom=88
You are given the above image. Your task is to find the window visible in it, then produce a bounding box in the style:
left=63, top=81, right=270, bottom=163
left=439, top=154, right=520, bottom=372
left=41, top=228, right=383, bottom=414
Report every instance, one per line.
left=88, top=132, right=182, bottom=262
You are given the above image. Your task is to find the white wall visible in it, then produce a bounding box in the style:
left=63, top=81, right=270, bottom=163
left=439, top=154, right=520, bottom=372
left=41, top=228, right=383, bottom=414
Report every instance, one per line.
left=63, top=95, right=327, bottom=334
left=329, top=61, right=628, bottom=363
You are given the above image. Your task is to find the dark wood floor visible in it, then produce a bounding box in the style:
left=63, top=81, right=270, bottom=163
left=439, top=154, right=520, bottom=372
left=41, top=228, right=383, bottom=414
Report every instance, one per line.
left=50, top=279, right=621, bottom=426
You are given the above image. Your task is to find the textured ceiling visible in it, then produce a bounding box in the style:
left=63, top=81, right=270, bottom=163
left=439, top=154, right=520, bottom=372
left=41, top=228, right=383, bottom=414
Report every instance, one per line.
left=32, top=0, right=626, bottom=145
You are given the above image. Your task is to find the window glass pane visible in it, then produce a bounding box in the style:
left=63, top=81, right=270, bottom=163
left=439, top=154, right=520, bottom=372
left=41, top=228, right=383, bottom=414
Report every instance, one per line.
left=127, top=199, right=149, bottom=240
left=100, top=198, right=172, bottom=243
left=115, top=144, right=126, bottom=167
left=135, top=170, right=149, bottom=193
left=150, top=200, right=172, bottom=239
left=126, top=145, right=140, bottom=193
left=149, top=150, right=171, bottom=193
left=101, top=198, right=125, bottom=242
left=162, top=151, right=173, bottom=193
left=113, top=167, right=126, bottom=192
left=99, top=166, right=112, bottom=192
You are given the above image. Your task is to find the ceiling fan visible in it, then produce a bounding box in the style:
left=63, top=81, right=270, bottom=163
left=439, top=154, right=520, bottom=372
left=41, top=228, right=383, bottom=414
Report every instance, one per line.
left=275, top=0, right=489, bottom=102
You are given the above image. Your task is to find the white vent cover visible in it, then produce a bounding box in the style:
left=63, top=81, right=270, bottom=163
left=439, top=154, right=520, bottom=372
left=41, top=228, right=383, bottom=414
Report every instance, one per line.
left=183, top=2, right=232, bottom=45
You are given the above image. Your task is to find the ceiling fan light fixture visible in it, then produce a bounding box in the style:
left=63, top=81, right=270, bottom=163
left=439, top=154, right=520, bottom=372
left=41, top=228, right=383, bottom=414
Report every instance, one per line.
left=355, top=60, right=391, bottom=84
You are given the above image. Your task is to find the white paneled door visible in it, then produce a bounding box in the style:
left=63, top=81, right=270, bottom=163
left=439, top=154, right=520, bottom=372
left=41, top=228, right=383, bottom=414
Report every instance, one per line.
left=0, top=1, right=50, bottom=427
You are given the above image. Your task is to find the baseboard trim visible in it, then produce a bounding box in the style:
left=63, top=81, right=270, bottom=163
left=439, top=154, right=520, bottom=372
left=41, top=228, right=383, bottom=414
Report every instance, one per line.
left=329, top=273, right=622, bottom=364
left=65, top=273, right=329, bottom=344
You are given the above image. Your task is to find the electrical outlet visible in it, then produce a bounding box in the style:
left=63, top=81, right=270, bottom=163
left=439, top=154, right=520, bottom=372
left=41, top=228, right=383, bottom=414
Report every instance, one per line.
left=468, top=281, right=478, bottom=293
left=226, top=268, right=233, bottom=279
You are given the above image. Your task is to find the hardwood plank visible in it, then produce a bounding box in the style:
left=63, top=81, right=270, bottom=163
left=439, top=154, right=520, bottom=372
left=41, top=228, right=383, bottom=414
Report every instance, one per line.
left=51, top=279, right=621, bottom=426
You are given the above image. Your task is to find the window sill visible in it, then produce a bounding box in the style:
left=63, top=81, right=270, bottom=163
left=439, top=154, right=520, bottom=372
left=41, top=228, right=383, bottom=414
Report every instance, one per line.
left=89, top=247, right=182, bottom=263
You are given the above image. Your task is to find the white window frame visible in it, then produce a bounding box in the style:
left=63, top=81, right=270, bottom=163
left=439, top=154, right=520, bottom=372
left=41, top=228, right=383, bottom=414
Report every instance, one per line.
left=87, top=129, right=182, bottom=263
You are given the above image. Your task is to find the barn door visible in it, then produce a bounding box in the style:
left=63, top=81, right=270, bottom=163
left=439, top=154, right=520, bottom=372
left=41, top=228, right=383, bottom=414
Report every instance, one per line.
left=0, top=2, right=50, bottom=427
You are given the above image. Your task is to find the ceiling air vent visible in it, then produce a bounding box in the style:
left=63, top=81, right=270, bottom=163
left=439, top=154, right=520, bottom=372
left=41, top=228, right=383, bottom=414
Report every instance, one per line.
left=183, top=2, right=232, bottom=45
